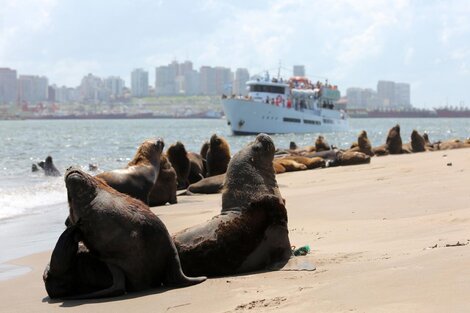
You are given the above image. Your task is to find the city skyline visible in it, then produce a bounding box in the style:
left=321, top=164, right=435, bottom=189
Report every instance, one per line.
left=1, top=1, right=470, bottom=107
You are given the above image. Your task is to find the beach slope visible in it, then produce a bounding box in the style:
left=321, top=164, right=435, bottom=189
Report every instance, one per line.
left=1, top=149, right=469, bottom=312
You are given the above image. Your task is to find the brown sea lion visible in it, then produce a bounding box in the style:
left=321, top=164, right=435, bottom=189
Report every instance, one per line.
left=96, top=139, right=163, bottom=204
left=281, top=155, right=325, bottom=169
left=222, top=134, right=283, bottom=212
left=339, top=151, right=371, bottom=166
left=186, top=174, right=225, bottom=194
left=43, top=225, right=116, bottom=299
left=349, top=130, right=374, bottom=156
left=273, top=158, right=307, bottom=172
left=148, top=155, right=177, bottom=206
left=188, top=152, right=205, bottom=183
left=386, top=124, right=403, bottom=154
left=315, top=135, right=330, bottom=152
left=423, top=133, right=435, bottom=150
left=206, top=134, right=231, bottom=177
left=173, top=194, right=292, bottom=277
left=167, top=141, right=191, bottom=189
left=410, top=130, right=427, bottom=152
left=200, top=141, right=210, bottom=160
left=273, top=162, right=286, bottom=174
left=64, top=167, right=205, bottom=297
left=436, top=139, right=470, bottom=150
left=289, top=141, right=298, bottom=150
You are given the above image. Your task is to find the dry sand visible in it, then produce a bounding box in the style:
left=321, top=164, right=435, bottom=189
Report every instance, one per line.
left=1, top=148, right=469, bottom=312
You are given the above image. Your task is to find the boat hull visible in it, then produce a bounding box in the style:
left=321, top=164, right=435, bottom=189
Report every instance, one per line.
left=222, top=98, right=349, bottom=135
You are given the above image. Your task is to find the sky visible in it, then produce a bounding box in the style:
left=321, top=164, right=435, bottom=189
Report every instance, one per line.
left=0, top=0, right=469, bottom=108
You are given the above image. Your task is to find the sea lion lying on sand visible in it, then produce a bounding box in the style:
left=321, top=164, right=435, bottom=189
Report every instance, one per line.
left=338, top=151, right=371, bottom=166
left=96, top=138, right=164, bottom=204
left=280, top=155, right=325, bottom=169
left=173, top=194, right=292, bottom=277
left=186, top=174, right=225, bottom=194
left=273, top=158, right=307, bottom=172
left=222, top=134, right=283, bottom=212
left=62, top=167, right=205, bottom=297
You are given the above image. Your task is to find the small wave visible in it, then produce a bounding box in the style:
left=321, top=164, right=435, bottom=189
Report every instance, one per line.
left=0, top=177, right=67, bottom=220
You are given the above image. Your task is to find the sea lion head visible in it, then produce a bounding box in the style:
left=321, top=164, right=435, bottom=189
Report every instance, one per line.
left=209, top=134, right=223, bottom=148
left=411, top=130, right=426, bottom=152
left=250, top=133, right=275, bottom=164
left=315, top=135, right=330, bottom=152
left=65, top=167, right=99, bottom=224
left=45, top=156, right=54, bottom=166
left=129, top=138, right=164, bottom=166
left=289, top=141, right=297, bottom=150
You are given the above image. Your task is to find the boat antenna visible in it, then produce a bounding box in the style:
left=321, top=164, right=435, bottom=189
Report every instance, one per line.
left=277, top=60, right=281, bottom=80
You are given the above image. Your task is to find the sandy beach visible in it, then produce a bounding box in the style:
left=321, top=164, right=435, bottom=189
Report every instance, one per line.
left=1, top=148, right=469, bottom=313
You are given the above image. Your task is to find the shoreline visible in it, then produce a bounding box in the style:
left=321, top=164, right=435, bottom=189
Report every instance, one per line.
left=1, top=149, right=469, bottom=312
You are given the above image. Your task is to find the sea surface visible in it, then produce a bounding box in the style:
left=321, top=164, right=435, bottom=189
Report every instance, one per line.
left=1, top=118, right=469, bottom=278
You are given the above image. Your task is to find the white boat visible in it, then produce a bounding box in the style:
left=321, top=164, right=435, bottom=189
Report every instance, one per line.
left=221, top=73, right=349, bottom=135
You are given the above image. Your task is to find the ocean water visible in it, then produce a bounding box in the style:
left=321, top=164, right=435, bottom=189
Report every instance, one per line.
left=0, top=118, right=469, bottom=271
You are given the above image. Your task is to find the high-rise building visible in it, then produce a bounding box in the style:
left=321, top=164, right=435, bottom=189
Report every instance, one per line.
left=104, top=76, right=125, bottom=98
left=155, top=65, right=177, bottom=96
left=233, top=68, right=250, bottom=96
left=199, top=66, right=217, bottom=95
left=53, top=85, right=79, bottom=103
left=18, top=75, right=48, bottom=104
left=80, top=73, right=102, bottom=102
left=395, top=83, right=411, bottom=107
left=0, top=68, right=17, bottom=104
left=346, top=88, right=363, bottom=109
left=214, top=67, right=233, bottom=95
left=293, top=65, right=305, bottom=77
left=377, top=80, right=396, bottom=107
left=131, top=68, right=149, bottom=98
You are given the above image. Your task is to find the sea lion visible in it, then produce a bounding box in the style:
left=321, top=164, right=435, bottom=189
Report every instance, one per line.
left=32, top=163, right=40, bottom=172
left=385, top=124, right=403, bottom=154
left=222, top=134, right=283, bottom=212
left=338, top=151, right=371, bottom=166
left=173, top=194, right=292, bottom=277
left=167, top=142, right=205, bottom=189
left=423, top=133, right=435, bottom=150
left=315, top=136, right=330, bottom=152
left=280, top=155, right=325, bottom=169
left=302, top=149, right=342, bottom=167
left=289, top=141, right=298, bottom=150
left=39, top=156, right=61, bottom=177
left=148, top=155, right=177, bottom=206
left=186, top=174, right=225, bottom=194
left=273, top=158, right=307, bottom=172
left=206, top=134, right=231, bottom=177
left=96, top=138, right=164, bottom=204
left=436, top=139, right=470, bottom=150
left=200, top=141, right=210, bottom=160
left=349, top=130, right=374, bottom=156
left=273, top=162, right=286, bottom=174
left=410, top=130, right=427, bottom=152
left=43, top=225, right=117, bottom=299
left=188, top=152, right=205, bottom=183
left=64, top=167, right=206, bottom=296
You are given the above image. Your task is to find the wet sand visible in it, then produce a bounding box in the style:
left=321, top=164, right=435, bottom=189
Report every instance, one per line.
left=1, top=148, right=469, bottom=312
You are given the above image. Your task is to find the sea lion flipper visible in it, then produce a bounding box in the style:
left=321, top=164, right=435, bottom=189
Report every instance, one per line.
left=164, top=249, right=206, bottom=287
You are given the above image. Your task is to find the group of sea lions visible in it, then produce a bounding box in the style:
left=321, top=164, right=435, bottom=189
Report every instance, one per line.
left=44, top=134, right=293, bottom=300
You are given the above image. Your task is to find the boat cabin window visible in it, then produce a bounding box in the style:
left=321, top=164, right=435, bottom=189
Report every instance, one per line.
left=250, top=85, right=285, bottom=94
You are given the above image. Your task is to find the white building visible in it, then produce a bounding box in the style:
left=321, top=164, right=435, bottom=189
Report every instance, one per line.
left=131, top=68, right=149, bottom=98
left=104, top=76, right=125, bottom=98
left=0, top=68, right=18, bottom=104
left=233, top=68, right=250, bottom=96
